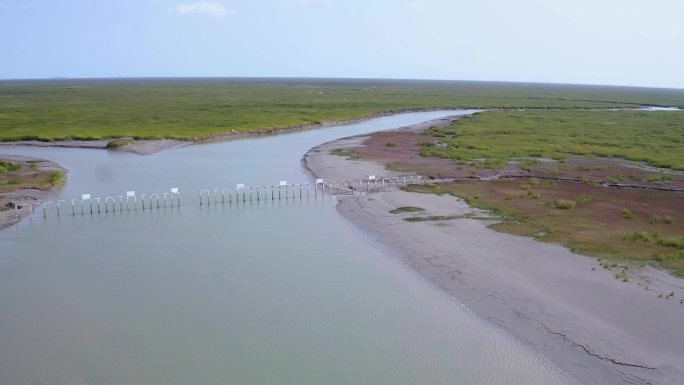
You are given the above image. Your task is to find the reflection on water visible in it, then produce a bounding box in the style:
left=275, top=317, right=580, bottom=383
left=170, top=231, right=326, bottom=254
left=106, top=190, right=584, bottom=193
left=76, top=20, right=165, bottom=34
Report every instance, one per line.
left=0, top=111, right=577, bottom=385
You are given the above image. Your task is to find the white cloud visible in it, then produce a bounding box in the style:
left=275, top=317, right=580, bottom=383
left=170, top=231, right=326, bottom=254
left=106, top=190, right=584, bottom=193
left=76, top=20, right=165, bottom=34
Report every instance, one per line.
left=175, top=2, right=233, bottom=17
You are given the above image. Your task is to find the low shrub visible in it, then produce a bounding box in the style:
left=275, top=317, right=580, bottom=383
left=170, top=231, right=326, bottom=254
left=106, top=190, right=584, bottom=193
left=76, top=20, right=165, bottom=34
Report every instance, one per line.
left=624, top=231, right=650, bottom=242
left=554, top=199, right=576, bottom=209
left=47, top=171, right=66, bottom=187
left=657, top=237, right=684, bottom=249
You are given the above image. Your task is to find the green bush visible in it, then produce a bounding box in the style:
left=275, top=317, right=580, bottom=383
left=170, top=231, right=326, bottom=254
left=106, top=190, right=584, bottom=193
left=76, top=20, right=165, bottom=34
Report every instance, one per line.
left=0, top=160, right=20, bottom=172
left=48, top=171, right=66, bottom=187
left=554, top=199, right=576, bottom=209
left=657, top=237, right=684, bottom=249
left=623, top=231, right=650, bottom=242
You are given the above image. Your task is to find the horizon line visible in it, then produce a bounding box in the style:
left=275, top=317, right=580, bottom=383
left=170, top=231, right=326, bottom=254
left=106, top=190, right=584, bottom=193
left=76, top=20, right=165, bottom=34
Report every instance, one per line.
left=0, top=76, right=683, bottom=91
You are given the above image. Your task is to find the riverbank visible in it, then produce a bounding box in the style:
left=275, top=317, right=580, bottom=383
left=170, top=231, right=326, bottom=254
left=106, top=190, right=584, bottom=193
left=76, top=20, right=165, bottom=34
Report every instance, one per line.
left=0, top=109, right=451, bottom=155
left=0, top=138, right=188, bottom=155
left=0, top=154, right=65, bottom=229
left=304, top=116, right=684, bottom=385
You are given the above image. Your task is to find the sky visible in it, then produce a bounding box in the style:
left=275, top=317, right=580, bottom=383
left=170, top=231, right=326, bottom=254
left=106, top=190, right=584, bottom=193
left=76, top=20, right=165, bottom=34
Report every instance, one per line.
left=1, top=0, right=683, bottom=88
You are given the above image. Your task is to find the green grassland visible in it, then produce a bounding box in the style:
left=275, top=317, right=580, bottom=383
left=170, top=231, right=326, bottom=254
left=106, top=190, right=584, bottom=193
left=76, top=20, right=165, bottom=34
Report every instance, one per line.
left=422, top=110, right=684, bottom=170
left=2, top=78, right=684, bottom=141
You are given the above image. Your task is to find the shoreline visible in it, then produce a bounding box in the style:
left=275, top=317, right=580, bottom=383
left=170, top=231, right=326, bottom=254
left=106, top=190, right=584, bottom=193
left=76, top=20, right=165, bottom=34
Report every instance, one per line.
left=0, top=108, right=459, bottom=155
left=303, top=116, right=684, bottom=385
left=0, top=154, right=65, bottom=230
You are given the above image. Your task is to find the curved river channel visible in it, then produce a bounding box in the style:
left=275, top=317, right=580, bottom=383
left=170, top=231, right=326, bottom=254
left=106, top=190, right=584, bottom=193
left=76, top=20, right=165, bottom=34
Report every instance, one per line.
left=0, top=111, right=578, bottom=385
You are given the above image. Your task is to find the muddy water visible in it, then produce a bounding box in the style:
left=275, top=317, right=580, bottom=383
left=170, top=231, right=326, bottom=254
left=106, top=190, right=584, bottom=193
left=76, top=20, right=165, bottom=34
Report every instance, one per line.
left=0, top=111, right=578, bottom=385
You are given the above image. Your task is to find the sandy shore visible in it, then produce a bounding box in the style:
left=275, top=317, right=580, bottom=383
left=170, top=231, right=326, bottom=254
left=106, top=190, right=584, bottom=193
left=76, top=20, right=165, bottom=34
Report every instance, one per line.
left=304, top=117, right=684, bottom=385
left=0, top=154, right=65, bottom=230
left=0, top=139, right=187, bottom=155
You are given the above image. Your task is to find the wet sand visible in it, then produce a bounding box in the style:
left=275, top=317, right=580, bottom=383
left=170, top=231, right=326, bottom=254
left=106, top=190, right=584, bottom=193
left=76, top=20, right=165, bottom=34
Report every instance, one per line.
left=0, top=139, right=187, bottom=155
left=304, top=117, right=684, bottom=385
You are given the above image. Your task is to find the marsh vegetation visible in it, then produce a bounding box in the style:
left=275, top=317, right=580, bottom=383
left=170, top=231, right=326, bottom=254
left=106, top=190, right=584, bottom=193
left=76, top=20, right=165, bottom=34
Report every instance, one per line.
left=405, top=181, right=684, bottom=276
left=2, top=78, right=684, bottom=142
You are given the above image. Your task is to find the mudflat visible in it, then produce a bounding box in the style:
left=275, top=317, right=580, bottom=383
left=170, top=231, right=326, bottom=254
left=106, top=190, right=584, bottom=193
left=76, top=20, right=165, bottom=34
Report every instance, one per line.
left=304, top=116, right=684, bottom=385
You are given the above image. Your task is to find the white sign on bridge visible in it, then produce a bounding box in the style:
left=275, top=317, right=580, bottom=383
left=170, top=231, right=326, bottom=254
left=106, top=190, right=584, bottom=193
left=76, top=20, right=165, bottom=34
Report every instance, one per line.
left=279, top=181, right=288, bottom=186
left=236, top=184, right=245, bottom=189
left=126, top=191, right=136, bottom=197
left=368, top=175, right=376, bottom=181
left=81, top=194, right=91, bottom=200
left=316, top=178, right=324, bottom=184
left=170, top=188, right=179, bottom=194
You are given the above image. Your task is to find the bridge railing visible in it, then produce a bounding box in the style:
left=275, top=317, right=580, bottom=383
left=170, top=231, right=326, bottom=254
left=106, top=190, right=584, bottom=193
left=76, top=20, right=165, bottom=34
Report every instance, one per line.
left=10, top=175, right=429, bottom=219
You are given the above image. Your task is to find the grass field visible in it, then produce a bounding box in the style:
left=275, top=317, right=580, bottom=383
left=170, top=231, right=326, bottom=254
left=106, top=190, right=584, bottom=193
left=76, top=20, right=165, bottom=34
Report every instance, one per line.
left=421, top=110, right=684, bottom=170
left=405, top=181, right=684, bottom=276
left=1, top=78, right=684, bottom=141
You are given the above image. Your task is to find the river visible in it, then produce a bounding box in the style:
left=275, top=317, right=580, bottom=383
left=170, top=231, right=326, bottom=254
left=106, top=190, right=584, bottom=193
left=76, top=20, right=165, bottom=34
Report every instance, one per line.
left=0, top=111, right=578, bottom=385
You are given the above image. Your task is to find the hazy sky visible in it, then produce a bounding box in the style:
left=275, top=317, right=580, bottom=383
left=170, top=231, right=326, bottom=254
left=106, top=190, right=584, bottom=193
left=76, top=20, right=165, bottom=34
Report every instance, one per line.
left=1, top=0, right=683, bottom=88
